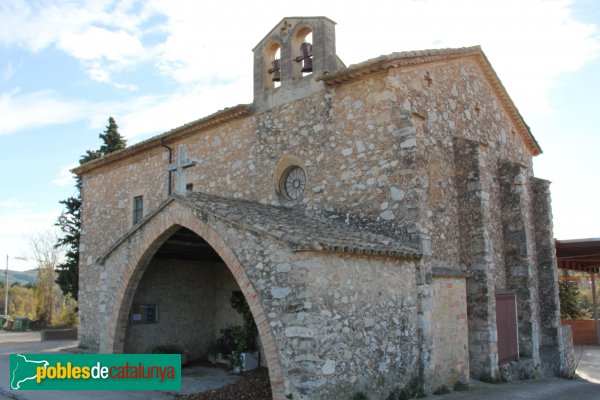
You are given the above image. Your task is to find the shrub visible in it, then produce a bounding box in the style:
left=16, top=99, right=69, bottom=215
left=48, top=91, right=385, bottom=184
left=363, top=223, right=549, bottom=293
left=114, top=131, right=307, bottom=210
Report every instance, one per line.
left=433, top=385, right=450, bottom=395
left=453, top=380, right=469, bottom=391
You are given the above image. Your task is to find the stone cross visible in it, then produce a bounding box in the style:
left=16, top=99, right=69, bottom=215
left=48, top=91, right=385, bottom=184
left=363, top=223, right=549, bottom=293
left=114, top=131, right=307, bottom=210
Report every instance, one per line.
left=168, top=144, right=198, bottom=194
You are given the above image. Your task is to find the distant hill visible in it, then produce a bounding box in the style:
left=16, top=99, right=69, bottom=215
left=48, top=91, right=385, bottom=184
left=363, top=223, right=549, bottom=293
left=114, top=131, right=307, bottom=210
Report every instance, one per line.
left=3, top=269, right=39, bottom=286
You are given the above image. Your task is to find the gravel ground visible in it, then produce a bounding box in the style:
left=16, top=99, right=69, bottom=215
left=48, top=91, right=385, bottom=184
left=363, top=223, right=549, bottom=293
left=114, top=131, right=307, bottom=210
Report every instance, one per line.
left=178, top=368, right=272, bottom=400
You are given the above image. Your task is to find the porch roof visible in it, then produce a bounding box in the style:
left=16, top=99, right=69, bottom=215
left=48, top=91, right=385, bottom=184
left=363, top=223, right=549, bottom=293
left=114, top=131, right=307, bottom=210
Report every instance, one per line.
left=556, top=238, right=600, bottom=274
left=176, top=192, right=421, bottom=259
left=98, top=192, right=421, bottom=265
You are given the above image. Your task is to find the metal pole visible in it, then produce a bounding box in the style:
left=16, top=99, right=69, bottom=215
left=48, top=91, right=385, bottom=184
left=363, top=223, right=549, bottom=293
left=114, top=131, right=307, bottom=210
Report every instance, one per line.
left=4, top=254, right=8, bottom=316
left=591, top=271, right=600, bottom=345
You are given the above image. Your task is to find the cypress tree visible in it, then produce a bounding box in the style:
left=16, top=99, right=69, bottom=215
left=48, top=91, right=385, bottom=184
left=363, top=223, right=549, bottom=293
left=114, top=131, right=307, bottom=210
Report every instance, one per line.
left=55, top=117, right=126, bottom=300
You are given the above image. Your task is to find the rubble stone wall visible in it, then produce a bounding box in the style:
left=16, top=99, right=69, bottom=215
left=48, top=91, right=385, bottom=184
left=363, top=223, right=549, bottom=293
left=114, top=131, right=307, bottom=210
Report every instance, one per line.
left=80, top=200, right=420, bottom=400
left=499, top=162, right=540, bottom=362
left=76, top=50, right=566, bottom=397
left=123, top=258, right=243, bottom=360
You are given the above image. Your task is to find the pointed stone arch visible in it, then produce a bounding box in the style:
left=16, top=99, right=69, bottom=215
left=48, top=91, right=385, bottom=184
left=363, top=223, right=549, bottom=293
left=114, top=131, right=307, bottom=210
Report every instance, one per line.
left=102, top=201, right=285, bottom=399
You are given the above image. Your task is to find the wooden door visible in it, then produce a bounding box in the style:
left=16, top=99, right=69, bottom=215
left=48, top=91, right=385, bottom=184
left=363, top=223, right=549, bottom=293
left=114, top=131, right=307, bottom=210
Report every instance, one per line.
left=496, top=293, right=518, bottom=364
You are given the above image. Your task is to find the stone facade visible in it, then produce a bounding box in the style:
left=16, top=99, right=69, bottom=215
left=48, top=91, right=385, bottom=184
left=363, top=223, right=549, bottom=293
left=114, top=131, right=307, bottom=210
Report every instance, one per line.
left=74, top=17, right=568, bottom=400
left=560, top=325, right=576, bottom=377
left=124, top=259, right=243, bottom=360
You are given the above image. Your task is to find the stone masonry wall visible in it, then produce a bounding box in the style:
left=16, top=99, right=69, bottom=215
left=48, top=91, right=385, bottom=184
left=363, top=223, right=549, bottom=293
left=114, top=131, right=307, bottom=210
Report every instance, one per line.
left=80, top=57, right=535, bottom=272
left=499, top=162, right=540, bottom=362
left=560, top=324, right=576, bottom=377
left=77, top=51, right=554, bottom=396
left=532, top=178, right=561, bottom=347
left=211, top=217, right=420, bottom=399
left=80, top=201, right=420, bottom=400
left=453, top=137, right=498, bottom=379
left=531, top=178, right=564, bottom=375
left=432, top=277, right=469, bottom=388
left=394, top=59, right=533, bottom=273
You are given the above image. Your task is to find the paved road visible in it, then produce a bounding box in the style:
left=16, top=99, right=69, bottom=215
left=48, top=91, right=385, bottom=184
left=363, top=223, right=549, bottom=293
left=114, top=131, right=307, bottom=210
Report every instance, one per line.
left=1, top=331, right=599, bottom=400
left=423, top=377, right=599, bottom=400
left=577, top=345, right=600, bottom=384
left=423, top=345, right=600, bottom=400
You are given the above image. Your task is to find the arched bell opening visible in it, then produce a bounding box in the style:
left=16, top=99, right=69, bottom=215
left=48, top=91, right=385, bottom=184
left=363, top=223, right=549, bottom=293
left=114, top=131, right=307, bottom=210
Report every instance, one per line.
left=292, top=28, right=313, bottom=78
left=264, top=41, right=282, bottom=89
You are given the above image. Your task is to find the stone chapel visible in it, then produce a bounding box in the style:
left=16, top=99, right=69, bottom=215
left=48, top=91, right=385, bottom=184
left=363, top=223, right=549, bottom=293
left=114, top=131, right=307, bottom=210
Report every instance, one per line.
left=74, top=17, right=572, bottom=400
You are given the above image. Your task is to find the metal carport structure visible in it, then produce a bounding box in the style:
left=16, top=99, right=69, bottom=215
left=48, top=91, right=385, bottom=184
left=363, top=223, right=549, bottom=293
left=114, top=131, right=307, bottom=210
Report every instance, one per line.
left=556, top=238, right=600, bottom=345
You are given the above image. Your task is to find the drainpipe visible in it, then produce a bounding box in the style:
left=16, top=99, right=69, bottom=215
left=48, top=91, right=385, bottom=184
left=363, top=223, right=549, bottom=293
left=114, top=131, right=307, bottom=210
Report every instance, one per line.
left=160, top=138, right=173, bottom=196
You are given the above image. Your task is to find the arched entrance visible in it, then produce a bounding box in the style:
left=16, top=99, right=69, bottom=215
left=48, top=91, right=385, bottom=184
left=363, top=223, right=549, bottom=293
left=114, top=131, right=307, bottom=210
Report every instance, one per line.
left=123, top=227, right=251, bottom=360
left=102, top=202, right=285, bottom=399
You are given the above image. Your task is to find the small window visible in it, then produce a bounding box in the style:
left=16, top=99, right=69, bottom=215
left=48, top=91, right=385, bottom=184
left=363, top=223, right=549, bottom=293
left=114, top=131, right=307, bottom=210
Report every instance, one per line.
left=131, top=304, right=158, bottom=324
left=186, top=183, right=193, bottom=192
left=133, top=196, right=143, bottom=224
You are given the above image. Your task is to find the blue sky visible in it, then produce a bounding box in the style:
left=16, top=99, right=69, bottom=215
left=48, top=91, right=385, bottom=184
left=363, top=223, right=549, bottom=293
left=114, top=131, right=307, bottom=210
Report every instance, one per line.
left=1, top=0, right=599, bottom=271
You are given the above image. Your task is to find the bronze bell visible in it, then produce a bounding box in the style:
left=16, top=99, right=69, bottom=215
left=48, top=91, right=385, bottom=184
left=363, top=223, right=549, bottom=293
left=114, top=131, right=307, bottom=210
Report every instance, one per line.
left=299, top=42, right=313, bottom=73
left=301, top=57, right=313, bottom=73
left=268, top=59, right=281, bottom=82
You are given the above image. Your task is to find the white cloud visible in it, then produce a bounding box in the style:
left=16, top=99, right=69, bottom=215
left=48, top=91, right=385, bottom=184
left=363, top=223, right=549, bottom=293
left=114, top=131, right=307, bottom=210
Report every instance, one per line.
left=0, top=1, right=159, bottom=85
left=0, top=89, right=91, bottom=135
left=0, top=88, right=145, bottom=136
left=0, top=0, right=596, bottom=249
left=51, top=164, right=78, bottom=187
left=0, top=1, right=111, bottom=52
left=0, top=75, right=251, bottom=140
left=59, top=25, right=147, bottom=89
left=86, top=62, right=139, bottom=91
left=142, top=0, right=600, bottom=119
left=1, top=1, right=598, bottom=95
left=1, top=61, right=15, bottom=82
left=0, top=199, right=25, bottom=209
left=0, top=0, right=598, bottom=141
left=59, top=26, right=146, bottom=63
left=118, top=78, right=253, bottom=138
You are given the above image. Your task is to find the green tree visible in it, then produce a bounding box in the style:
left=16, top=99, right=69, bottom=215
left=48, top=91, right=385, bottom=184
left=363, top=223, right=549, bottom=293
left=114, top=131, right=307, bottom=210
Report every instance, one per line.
left=55, top=195, right=81, bottom=301
left=559, top=270, right=586, bottom=319
left=99, top=117, right=126, bottom=155
left=55, top=117, right=126, bottom=300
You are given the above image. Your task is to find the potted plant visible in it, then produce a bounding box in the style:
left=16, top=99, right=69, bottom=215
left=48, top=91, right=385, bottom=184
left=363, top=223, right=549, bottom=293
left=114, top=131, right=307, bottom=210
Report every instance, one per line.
left=230, top=292, right=259, bottom=372
left=210, top=293, right=260, bottom=372
left=211, top=327, right=237, bottom=365
left=230, top=325, right=259, bottom=373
